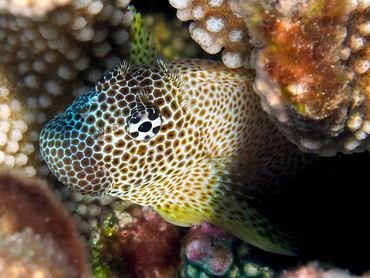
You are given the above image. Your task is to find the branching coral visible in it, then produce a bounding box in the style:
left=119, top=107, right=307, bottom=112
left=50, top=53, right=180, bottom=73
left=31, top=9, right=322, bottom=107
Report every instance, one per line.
left=168, top=0, right=370, bottom=156
left=0, top=171, right=90, bottom=278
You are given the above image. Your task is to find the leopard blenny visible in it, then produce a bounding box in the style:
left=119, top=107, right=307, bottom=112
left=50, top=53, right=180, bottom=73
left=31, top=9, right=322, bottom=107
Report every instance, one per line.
left=39, top=58, right=315, bottom=255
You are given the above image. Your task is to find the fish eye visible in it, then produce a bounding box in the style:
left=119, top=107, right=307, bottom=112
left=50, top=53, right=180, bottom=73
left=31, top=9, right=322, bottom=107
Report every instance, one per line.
left=127, top=106, right=162, bottom=140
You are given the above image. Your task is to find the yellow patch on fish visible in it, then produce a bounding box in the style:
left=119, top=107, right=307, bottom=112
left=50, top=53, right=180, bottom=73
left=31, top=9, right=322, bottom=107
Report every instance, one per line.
left=39, top=58, right=315, bottom=255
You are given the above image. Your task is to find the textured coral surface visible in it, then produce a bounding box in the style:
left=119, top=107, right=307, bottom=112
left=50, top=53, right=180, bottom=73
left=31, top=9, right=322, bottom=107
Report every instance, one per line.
left=169, top=0, right=370, bottom=156
left=0, top=171, right=90, bottom=278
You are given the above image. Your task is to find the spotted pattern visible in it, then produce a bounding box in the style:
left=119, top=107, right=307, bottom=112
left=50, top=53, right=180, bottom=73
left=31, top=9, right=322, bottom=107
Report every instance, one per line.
left=40, top=58, right=315, bottom=255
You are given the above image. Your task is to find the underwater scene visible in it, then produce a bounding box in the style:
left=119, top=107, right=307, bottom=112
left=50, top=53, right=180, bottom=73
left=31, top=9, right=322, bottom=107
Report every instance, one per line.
left=1, top=0, right=370, bottom=277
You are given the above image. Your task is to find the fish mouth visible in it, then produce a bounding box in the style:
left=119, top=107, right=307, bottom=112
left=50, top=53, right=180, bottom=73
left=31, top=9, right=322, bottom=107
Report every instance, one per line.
left=39, top=113, right=114, bottom=197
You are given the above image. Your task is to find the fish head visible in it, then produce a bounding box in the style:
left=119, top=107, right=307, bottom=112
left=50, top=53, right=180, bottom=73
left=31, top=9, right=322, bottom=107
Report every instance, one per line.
left=39, top=60, right=205, bottom=197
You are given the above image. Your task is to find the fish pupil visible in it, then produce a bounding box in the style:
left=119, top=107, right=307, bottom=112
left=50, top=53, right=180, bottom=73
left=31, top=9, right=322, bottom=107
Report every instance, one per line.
left=139, top=121, right=152, bottom=132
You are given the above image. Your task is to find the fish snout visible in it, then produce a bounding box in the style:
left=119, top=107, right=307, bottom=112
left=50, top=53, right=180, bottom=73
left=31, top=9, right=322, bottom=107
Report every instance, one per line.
left=39, top=115, right=114, bottom=197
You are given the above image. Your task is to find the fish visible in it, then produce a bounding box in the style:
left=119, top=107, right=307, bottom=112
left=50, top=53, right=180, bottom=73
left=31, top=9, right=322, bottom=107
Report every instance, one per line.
left=39, top=57, right=317, bottom=255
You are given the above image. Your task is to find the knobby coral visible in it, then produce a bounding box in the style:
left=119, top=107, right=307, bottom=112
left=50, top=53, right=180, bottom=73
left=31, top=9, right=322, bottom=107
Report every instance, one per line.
left=0, top=171, right=90, bottom=278
left=169, top=0, right=370, bottom=156
left=0, top=0, right=133, bottom=178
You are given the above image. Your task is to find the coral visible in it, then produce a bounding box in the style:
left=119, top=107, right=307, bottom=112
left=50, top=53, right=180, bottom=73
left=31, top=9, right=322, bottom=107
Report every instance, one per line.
left=0, top=0, right=70, bottom=17
left=0, top=0, right=133, bottom=178
left=169, top=0, right=251, bottom=68
left=0, top=171, right=90, bottom=278
left=168, top=0, right=370, bottom=156
left=184, top=221, right=235, bottom=276
left=279, top=262, right=358, bottom=278
left=181, top=233, right=276, bottom=278
left=90, top=204, right=184, bottom=278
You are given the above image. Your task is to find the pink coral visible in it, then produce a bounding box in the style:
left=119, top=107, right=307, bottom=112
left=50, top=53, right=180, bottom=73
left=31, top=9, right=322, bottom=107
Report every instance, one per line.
left=184, top=221, right=235, bottom=276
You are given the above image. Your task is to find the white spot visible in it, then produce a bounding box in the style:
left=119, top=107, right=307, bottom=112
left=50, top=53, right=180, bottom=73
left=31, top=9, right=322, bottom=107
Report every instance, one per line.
left=358, top=21, right=370, bottom=36
left=344, top=137, right=361, bottom=151
left=32, top=60, right=46, bottom=73
left=26, top=97, right=38, bottom=109
left=9, top=99, right=21, bottom=112
left=74, top=0, right=92, bottom=9
left=0, top=86, right=9, bottom=98
left=38, top=24, right=59, bottom=40
left=354, top=129, right=367, bottom=140
left=24, top=166, right=37, bottom=177
left=37, top=113, right=47, bottom=124
left=3, top=155, right=15, bottom=168
left=18, top=62, right=31, bottom=74
left=362, top=121, right=370, bottom=134
left=44, top=52, right=57, bottom=64
left=23, top=112, right=36, bottom=124
left=121, top=9, right=134, bottom=27
left=358, top=0, right=370, bottom=11
left=222, top=52, right=243, bottom=68
left=116, top=0, right=130, bottom=8
left=6, top=140, right=19, bottom=153
left=88, top=204, right=101, bottom=216
left=88, top=0, right=104, bottom=15
left=46, top=80, right=62, bottom=96
left=93, top=42, right=112, bottom=58
left=73, top=56, right=90, bottom=71
left=0, top=132, right=7, bottom=146
left=339, top=47, right=351, bottom=60
left=190, top=24, right=220, bottom=53
left=98, top=4, right=113, bottom=21
left=38, top=95, right=52, bottom=108
left=347, top=114, right=363, bottom=131
left=57, top=65, right=77, bottom=80
left=76, top=204, right=87, bottom=215
left=0, top=120, right=10, bottom=133
left=24, top=74, right=39, bottom=89
left=169, top=0, right=191, bottom=9
left=109, top=10, right=124, bottom=26
left=0, top=104, right=11, bottom=119
left=21, top=143, right=35, bottom=155
left=72, top=16, right=87, bottom=30
left=75, top=27, right=95, bottom=42
left=15, top=153, right=28, bottom=166
left=92, top=27, right=109, bottom=43
left=112, top=29, right=129, bottom=44
left=354, top=59, right=370, bottom=74
left=10, top=128, right=23, bottom=141
left=208, top=0, right=224, bottom=7
left=300, top=138, right=321, bottom=150
left=191, top=6, right=205, bottom=19
left=350, top=35, right=364, bottom=52
left=228, top=29, right=243, bottom=42
left=12, top=120, right=28, bottom=132
left=206, top=16, right=225, bottom=33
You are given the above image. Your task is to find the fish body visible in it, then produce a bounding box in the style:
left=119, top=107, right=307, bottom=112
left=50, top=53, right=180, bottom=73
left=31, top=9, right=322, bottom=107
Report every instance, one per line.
left=40, top=58, right=314, bottom=255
